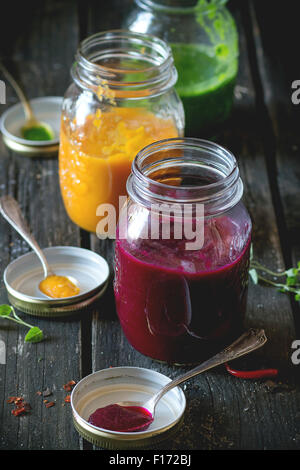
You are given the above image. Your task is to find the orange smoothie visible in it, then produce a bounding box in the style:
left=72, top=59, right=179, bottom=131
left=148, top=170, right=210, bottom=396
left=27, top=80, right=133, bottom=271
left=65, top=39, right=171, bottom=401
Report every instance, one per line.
left=59, top=107, right=179, bottom=233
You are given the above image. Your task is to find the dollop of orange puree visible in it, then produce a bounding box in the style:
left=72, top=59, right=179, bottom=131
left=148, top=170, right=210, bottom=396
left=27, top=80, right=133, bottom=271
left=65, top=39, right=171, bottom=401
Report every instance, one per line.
left=59, top=107, right=179, bottom=233
left=39, top=275, right=80, bottom=299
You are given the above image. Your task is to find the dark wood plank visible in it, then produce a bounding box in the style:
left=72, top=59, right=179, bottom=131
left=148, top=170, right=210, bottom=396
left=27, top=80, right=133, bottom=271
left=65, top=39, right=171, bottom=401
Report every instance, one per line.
left=1, top=0, right=298, bottom=451
left=250, top=0, right=300, bottom=334
left=216, top=2, right=297, bottom=372
left=206, top=2, right=300, bottom=449
left=81, top=0, right=133, bottom=37
left=0, top=0, right=83, bottom=450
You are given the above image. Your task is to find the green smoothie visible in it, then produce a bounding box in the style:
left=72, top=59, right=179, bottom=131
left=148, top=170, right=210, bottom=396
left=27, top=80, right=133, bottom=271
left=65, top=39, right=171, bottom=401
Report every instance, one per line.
left=171, top=42, right=238, bottom=136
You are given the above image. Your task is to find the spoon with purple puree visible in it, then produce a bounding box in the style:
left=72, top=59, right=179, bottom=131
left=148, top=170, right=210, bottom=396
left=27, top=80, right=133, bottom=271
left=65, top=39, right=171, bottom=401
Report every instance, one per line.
left=88, top=329, right=267, bottom=432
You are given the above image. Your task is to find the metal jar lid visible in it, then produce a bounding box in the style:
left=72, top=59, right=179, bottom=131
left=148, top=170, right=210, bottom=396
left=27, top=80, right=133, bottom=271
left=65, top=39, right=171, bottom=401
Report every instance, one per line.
left=0, top=96, right=63, bottom=156
left=3, top=246, right=110, bottom=317
left=71, top=367, right=186, bottom=449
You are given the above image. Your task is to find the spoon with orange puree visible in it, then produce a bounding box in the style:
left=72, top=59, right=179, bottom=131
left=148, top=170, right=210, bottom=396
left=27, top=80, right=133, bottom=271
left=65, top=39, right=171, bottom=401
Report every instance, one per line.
left=0, top=196, right=79, bottom=299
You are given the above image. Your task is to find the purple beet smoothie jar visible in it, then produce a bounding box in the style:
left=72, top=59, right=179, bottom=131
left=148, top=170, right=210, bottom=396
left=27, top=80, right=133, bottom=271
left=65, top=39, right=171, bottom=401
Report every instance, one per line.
left=114, top=138, right=251, bottom=365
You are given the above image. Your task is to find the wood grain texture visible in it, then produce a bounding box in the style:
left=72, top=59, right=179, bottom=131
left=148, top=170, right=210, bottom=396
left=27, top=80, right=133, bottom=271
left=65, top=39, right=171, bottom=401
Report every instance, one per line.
left=250, top=0, right=300, bottom=335
left=217, top=3, right=297, bottom=372
left=0, top=0, right=82, bottom=450
left=0, top=0, right=299, bottom=451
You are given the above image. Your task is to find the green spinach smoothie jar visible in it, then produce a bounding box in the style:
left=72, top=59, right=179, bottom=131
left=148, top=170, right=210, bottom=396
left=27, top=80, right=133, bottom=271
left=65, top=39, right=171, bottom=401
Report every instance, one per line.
left=124, top=0, right=239, bottom=136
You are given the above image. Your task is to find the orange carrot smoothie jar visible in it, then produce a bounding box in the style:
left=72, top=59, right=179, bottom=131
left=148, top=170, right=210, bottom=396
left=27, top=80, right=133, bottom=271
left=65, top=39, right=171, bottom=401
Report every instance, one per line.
left=59, top=30, right=184, bottom=233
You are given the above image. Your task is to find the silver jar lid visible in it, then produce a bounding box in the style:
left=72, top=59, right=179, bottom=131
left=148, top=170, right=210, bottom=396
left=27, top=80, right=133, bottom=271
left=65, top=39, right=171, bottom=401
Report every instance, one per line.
left=3, top=246, right=110, bottom=317
left=0, top=96, right=63, bottom=156
left=71, top=366, right=186, bottom=449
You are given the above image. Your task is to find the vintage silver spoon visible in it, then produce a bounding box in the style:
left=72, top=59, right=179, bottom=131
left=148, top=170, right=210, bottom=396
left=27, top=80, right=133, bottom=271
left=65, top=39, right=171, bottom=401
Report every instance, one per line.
left=0, top=195, right=79, bottom=298
left=116, top=328, right=267, bottom=431
left=0, top=63, right=54, bottom=141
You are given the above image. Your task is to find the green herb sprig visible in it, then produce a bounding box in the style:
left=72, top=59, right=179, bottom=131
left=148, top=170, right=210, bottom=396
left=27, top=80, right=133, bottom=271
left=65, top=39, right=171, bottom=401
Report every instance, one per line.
left=249, top=248, right=300, bottom=301
left=0, top=304, right=43, bottom=343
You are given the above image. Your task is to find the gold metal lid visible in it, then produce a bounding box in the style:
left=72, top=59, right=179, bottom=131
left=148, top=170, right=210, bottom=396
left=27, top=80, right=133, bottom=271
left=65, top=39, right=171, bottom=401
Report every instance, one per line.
left=6, top=281, right=108, bottom=318
left=2, top=133, right=59, bottom=156
left=0, top=96, right=62, bottom=156
left=71, top=367, right=186, bottom=449
left=3, top=246, right=110, bottom=317
left=72, top=413, right=184, bottom=449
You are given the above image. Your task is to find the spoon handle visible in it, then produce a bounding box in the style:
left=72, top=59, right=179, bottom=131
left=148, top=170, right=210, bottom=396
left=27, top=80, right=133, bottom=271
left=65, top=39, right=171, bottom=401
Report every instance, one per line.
left=0, top=195, right=51, bottom=278
left=0, top=62, right=35, bottom=122
left=150, top=329, right=267, bottom=411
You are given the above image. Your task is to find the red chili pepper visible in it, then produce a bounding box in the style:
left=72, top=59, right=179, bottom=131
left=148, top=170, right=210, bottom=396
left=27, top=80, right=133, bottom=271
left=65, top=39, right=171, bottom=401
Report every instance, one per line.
left=6, top=396, right=17, bottom=404
left=63, top=380, right=76, bottom=392
left=45, top=401, right=55, bottom=408
left=12, top=407, right=26, bottom=416
left=225, top=362, right=278, bottom=379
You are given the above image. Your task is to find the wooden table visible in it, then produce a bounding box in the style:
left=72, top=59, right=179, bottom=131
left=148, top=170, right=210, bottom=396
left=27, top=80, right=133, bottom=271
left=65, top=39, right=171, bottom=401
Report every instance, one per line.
left=0, top=0, right=299, bottom=451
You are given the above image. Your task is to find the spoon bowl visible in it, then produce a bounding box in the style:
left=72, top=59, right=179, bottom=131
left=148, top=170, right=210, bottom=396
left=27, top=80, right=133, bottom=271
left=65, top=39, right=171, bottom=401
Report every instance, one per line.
left=20, top=118, right=54, bottom=141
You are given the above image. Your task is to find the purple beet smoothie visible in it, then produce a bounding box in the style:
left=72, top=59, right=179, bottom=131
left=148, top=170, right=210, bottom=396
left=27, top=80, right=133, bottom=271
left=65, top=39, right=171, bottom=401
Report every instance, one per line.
left=114, top=215, right=251, bottom=365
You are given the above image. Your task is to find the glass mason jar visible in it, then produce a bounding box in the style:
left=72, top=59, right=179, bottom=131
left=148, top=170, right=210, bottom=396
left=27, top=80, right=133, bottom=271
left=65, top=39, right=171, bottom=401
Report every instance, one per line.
left=59, top=30, right=184, bottom=233
left=124, top=0, right=239, bottom=137
left=114, top=137, right=251, bottom=365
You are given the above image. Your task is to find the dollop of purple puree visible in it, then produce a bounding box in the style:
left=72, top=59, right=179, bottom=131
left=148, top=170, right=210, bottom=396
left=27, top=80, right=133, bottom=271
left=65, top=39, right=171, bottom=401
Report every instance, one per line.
left=88, top=404, right=154, bottom=432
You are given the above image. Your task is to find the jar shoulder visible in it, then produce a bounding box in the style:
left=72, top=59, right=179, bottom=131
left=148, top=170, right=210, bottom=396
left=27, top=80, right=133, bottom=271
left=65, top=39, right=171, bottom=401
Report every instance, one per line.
left=117, top=200, right=251, bottom=274
left=124, top=6, right=238, bottom=49
left=61, top=85, right=184, bottom=135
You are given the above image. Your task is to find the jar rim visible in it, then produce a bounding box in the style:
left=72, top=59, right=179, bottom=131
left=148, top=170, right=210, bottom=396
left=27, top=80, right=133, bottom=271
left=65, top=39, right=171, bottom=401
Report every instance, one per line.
left=72, top=30, right=177, bottom=98
left=135, top=0, right=228, bottom=15
left=127, top=137, right=243, bottom=216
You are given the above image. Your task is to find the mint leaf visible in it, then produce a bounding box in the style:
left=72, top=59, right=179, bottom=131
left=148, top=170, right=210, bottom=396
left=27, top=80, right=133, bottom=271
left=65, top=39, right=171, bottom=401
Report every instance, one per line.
left=0, top=304, right=12, bottom=317
left=24, top=327, right=43, bottom=343
left=286, top=268, right=298, bottom=277
left=250, top=252, right=300, bottom=300
left=278, top=286, right=289, bottom=293
left=0, top=304, right=44, bottom=343
left=287, top=276, right=298, bottom=287
left=249, top=268, right=258, bottom=285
